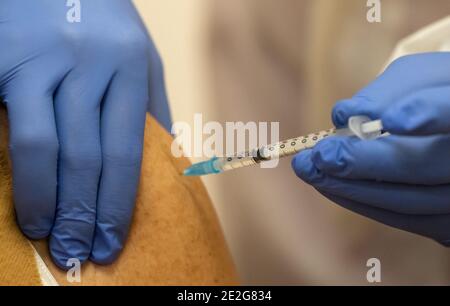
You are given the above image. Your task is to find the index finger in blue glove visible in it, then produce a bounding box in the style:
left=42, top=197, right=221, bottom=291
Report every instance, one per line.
left=4, top=64, right=63, bottom=239
left=309, top=135, right=450, bottom=185
left=292, top=149, right=450, bottom=215
left=49, top=67, right=110, bottom=268
left=382, top=86, right=450, bottom=136
left=90, top=55, right=149, bottom=265
left=332, top=52, right=450, bottom=127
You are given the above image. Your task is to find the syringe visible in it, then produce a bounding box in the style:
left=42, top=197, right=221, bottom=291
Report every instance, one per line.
left=183, top=116, right=385, bottom=177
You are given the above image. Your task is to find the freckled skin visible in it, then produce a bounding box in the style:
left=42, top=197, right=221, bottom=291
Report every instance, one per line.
left=27, top=115, right=237, bottom=285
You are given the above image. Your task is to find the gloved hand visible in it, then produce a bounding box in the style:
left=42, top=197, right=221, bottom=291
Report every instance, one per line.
left=292, top=52, right=450, bottom=246
left=0, top=0, right=171, bottom=268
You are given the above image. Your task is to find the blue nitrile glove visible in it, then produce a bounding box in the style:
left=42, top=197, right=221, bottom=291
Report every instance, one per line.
left=0, top=0, right=171, bottom=268
left=292, top=52, right=450, bottom=246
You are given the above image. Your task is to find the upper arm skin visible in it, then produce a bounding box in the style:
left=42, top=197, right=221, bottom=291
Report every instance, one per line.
left=31, top=115, right=238, bottom=286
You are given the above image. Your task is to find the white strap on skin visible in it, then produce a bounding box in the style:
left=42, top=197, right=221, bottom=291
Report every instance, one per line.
left=29, top=243, right=59, bottom=286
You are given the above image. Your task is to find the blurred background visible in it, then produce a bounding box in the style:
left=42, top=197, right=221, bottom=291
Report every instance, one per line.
left=134, top=0, right=450, bottom=285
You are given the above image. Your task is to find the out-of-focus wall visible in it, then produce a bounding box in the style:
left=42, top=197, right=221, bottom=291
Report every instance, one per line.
left=133, top=0, right=232, bottom=271
left=134, top=0, right=212, bottom=124
left=134, top=0, right=225, bottom=210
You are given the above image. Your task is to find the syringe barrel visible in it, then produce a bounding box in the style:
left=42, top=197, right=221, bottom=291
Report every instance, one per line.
left=218, top=128, right=337, bottom=172
left=216, top=153, right=259, bottom=172
left=258, top=128, right=337, bottom=160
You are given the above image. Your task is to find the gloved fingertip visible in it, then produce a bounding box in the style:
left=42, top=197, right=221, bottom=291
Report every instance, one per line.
left=49, top=240, right=90, bottom=271
left=17, top=213, right=54, bottom=240
left=311, top=138, right=350, bottom=176
left=291, top=150, right=324, bottom=185
left=20, top=226, right=51, bottom=240
left=49, top=217, right=95, bottom=270
left=381, top=113, right=403, bottom=134
left=332, top=99, right=352, bottom=127
left=90, top=240, right=123, bottom=265
left=292, top=150, right=310, bottom=176
left=382, top=101, right=428, bottom=135
left=332, top=97, right=374, bottom=128
left=90, top=223, right=127, bottom=265
left=90, top=250, right=121, bottom=266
